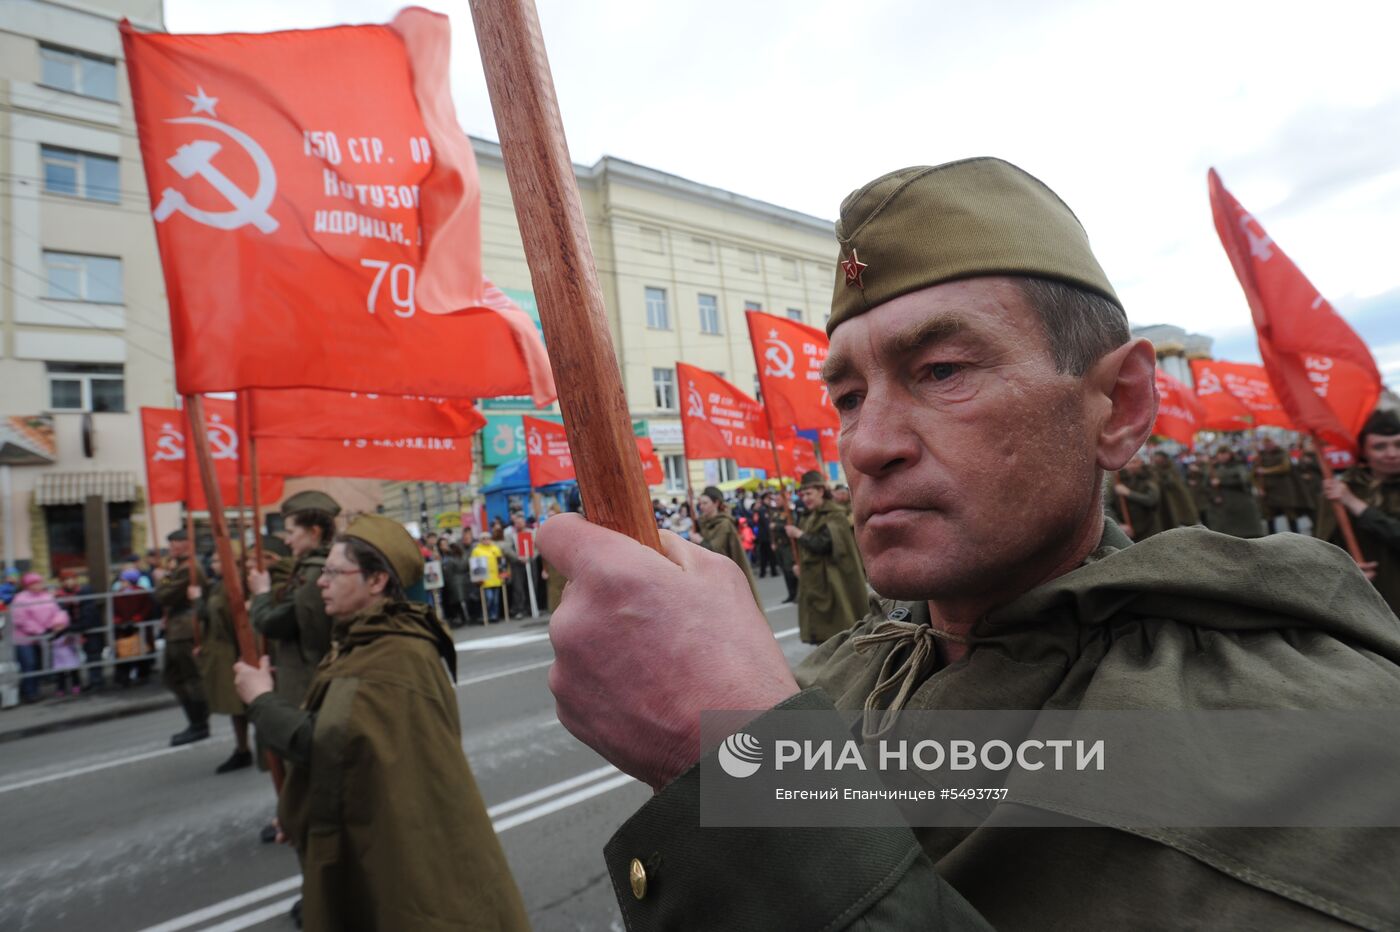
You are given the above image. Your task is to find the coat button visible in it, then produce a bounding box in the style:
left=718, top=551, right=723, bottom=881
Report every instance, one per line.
left=629, top=858, right=647, bottom=900
left=888, top=607, right=909, bottom=621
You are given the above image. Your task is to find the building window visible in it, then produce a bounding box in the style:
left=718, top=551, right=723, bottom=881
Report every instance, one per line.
left=45, top=502, right=133, bottom=574
left=698, top=293, right=720, bottom=335
left=645, top=286, right=670, bottom=330
left=716, top=459, right=738, bottom=482
left=692, top=237, right=715, bottom=264
left=40, top=45, right=118, bottom=102
left=663, top=454, right=686, bottom=493
left=786, top=308, right=803, bottom=322
left=652, top=367, right=676, bottom=410
left=744, top=300, right=763, bottom=312
left=640, top=226, right=665, bottom=254
left=781, top=258, right=799, bottom=281
left=41, top=146, right=119, bottom=203
left=44, top=251, right=123, bottom=303
left=738, top=248, right=759, bottom=272
left=47, top=363, right=125, bottom=412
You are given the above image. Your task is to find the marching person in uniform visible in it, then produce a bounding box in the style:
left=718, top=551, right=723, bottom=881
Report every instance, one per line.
left=1150, top=449, right=1198, bottom=529
left=236, top=515, right=530, bottom=932
left=767, top=494, right=799, bottom=604
left=192, top=536, right=290, bottom=774
left=1254, top=433, right=1305, bottom=533
left=785, top=469, right=868, bottom=644
left=154, top=528, right=208, bottom=746
left=1109, top=455, right=1162, bottom=539
left=690, top=486, right=761, bottom=606
left=1205, top=447, right=1265, bottom=538
left=537, top=157, right=1400, bottom=930
left=1317, top=408, right=1400, bottom=615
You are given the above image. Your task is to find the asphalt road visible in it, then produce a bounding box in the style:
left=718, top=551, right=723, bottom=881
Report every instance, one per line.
left=0, top=574, right=814, bottom=932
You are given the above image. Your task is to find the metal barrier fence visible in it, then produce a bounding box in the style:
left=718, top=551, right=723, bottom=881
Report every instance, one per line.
left=0, top=587, right=167, bottom=705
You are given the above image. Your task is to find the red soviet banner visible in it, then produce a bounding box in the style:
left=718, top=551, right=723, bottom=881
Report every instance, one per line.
left=523, top=415, right=664, bottom=487
left=141, top=402, right=284, bottom=507
left=1152, top=370, right=1206, bottom=446
left=121, top=13, right=554, bottom=404
left=1209, top=170, right=1381, bottom=449
left=249, top=389, right=484, bottom=440
left=256, top=435, right=473, bottom=483
left=774, top=433, right=820, bottom=478
left=676, top=363, right=774, bottom=469
left=1189, top=359, right=1292, bottom=429
left=747, top=311, right=838, bottom=433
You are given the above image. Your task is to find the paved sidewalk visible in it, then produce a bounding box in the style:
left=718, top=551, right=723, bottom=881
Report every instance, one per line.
left=0, top=612, right=550, bottom=743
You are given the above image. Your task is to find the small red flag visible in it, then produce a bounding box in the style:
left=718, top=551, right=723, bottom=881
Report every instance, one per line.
left=523, top=415, right=663, bottom=487
left=676, top=364, right=775, bottom=470
left=121, top=12, right=554, bottom=404
left=746, top=311, right=839, bottom=433
left=774, top=432, right=820, bottom=477
left=1209, top=169, right=1381, bottom=449
left=141, top=402, right=284, bottom=507
left=1152, top=370, right=1206, bottom=446
left=1189, top=359, right=1292, bottom=430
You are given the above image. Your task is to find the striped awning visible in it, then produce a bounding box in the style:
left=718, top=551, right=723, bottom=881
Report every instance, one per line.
left=35, top=471, right=139, bottom=506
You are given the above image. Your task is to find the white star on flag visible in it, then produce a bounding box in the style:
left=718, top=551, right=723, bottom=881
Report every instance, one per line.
left=769, top=329, right=778, bottom=337
left=186, top=86, right=218, bottom=116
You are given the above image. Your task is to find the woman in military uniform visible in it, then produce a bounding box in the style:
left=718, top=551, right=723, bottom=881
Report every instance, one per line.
left=238, top=516, right=530, bottom=932
left=1317, top=409, right=1400, bottom=615
left=784, top=470, right=867, bottom=644
left=690, top=486, right=761, bottom=606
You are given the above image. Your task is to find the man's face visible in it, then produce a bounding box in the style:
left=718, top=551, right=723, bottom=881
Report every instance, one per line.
left=824, top=278, right=1100, bottom=601
left=285, top=515, right=321, bottom=559
left=318, top=543, right=379, bottom=618
left=833, top=487, right=851, bottom=504
left=799, top=487, right=824, bottom=510
left=1364, top=432, right=1400, bottom=479
left=169, top=539, right=191, bottom=560
left=513, top=516, right=525, bottom=531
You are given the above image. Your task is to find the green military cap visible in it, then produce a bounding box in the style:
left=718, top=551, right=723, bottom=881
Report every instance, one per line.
left=829, top=157, right=1121, bottom=335
left=700, top=486, right=724, bottom=502
left=799, top=470, right=827, bottom=489
left=281, top=490, right=341, bottom=517
left=342, top=514, right=423, bottom=590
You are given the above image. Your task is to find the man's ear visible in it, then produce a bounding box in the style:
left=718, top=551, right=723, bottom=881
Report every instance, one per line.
left=1088, top=338, right=1158, bottom=471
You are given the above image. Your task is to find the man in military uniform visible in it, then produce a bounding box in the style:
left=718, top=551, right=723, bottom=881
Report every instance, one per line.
left=690, top=486, right=761, bottom=606
left=1254, top=433, right=1305, bottom=532
left=153, top=528, right=208, bottom=746
left=236, top=516, right=530, bottom=932
left=1206, top=446, right=1266, bottom=538
left=1108, top=455, right=1162, bottom=539
left=767, top=493, right=799, bottom=603
left=249, top=491, right=338, bottom=712
left=1150, top=449, right=1198, bottom=528
left=784, top=470, right=867, bottom=644
left=537, top=158, right=1400, bottom=929
left=1318, top=409, right=1400, bottom=615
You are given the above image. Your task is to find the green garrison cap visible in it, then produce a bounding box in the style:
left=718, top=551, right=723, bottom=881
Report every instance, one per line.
left=281, top=490, right=341, bottom=517
left=829, top=157, right=1121, bottom=335
left=700, top=486, right=724, bottom=502
left=799, top=470, right=827, bottom=489
left=342, top=515, right=423, bottom=590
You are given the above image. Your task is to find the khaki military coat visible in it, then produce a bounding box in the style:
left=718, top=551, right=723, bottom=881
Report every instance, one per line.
left=697, top=512, right=761, bottom=606
left=1205, top=462, right=1265, bottom=538
left=248, top=600, right=531, bottom=932
left=1255, top=447, right=1305, bottom=512
left=250, top=548, right=331, bottom=706
left=796, top=500, right=868, bottom=644
left=195, top=579, right=243, bottom=716
left=1316, top=466, right=1400, bottom=618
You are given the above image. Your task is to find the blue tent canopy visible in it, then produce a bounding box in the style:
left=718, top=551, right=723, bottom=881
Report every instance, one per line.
left=481, top=458, right=574, bottom=524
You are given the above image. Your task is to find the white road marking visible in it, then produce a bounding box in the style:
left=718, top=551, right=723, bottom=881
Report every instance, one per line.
left=455, top=631, right=550, bottom=651
left=134, top=766, right=636, bottom=932
left=0, top=739, right=231, bottom=796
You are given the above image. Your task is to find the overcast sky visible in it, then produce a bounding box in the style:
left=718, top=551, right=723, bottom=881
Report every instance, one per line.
left=166, top=0, right=1400, bottom=389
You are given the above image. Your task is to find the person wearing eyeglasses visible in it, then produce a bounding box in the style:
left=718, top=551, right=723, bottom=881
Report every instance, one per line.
left=236, top=515, right=529, bottom=932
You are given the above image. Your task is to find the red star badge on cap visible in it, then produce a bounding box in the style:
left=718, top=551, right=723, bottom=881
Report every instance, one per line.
left=840, top=250, right=867, bottom=289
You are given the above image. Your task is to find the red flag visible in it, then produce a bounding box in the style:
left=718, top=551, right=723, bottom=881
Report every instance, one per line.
left=141, top=402, right=284, bottom=507
left=1209, top=170, right=1381, bottom=449
left=676, top=364, right=774, bottom=469
left=1152, top=370, right=1206, bottom=446
left=121, top=13, right=554, bottom=404
left=817, top=426, right=839, bottom=463
left=523, top=415, right=663, bottom=487
left=774, top=433, right=820, bottom=478
left=1189, top=359, right=1292, bottom=430
left=249, top=389, right=484, bottom=440
left=746, top=311, right=839, bottom=432
left=257, top=434, right=474, bottom=483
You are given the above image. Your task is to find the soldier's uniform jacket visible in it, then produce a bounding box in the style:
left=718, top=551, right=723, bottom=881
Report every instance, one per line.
left=768, top=509, right=796, bottom=571
left=796, top=500, right=868, bottom=644
left=1205, top=462, right=1265, bottom=539
left=195, top=578, right=243, bottom=716
left=1255, top=447, right=1305, bottom=512
left=153, top=562, right=196, bottom=642
left=1315, top=466, right=1400, bottom=617
left=696, top=512, right=761, bottom=606
left=1107, top=470, right=1162, bottom=539
left=1184, top=467, right=1212, bottom=520
left=1153, top=463, right=1199, bottom=529
left=1296, top=452, right=1324, bottom=512
left=603, top=523, right=1400, bottom=930
left=247, top=600, right=530, bottom=932
left=250, top=548, right=331, bottom=706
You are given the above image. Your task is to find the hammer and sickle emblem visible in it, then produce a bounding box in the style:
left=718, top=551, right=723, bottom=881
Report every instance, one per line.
left=527, top=429, right=543, bottom=456
left=206, top=415, right=239, bottom=460
left=763, top=336, right=796, bottom=380
left=1196, top=371, right=1222, bottom=396
left=153, top=423, right=184, bottom=461
left=152, top=116, right=279, bottom=234
left=687, top=386, right=707, bottom=420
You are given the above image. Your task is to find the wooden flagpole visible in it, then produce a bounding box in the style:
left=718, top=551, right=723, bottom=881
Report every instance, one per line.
left=244, top=394, right=265, bottom=571
left=470, top=0, right=660, bottom=554
left=1313, top=433, right=1365, bottom=563
left=185, top=395, right=258, bottom=666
